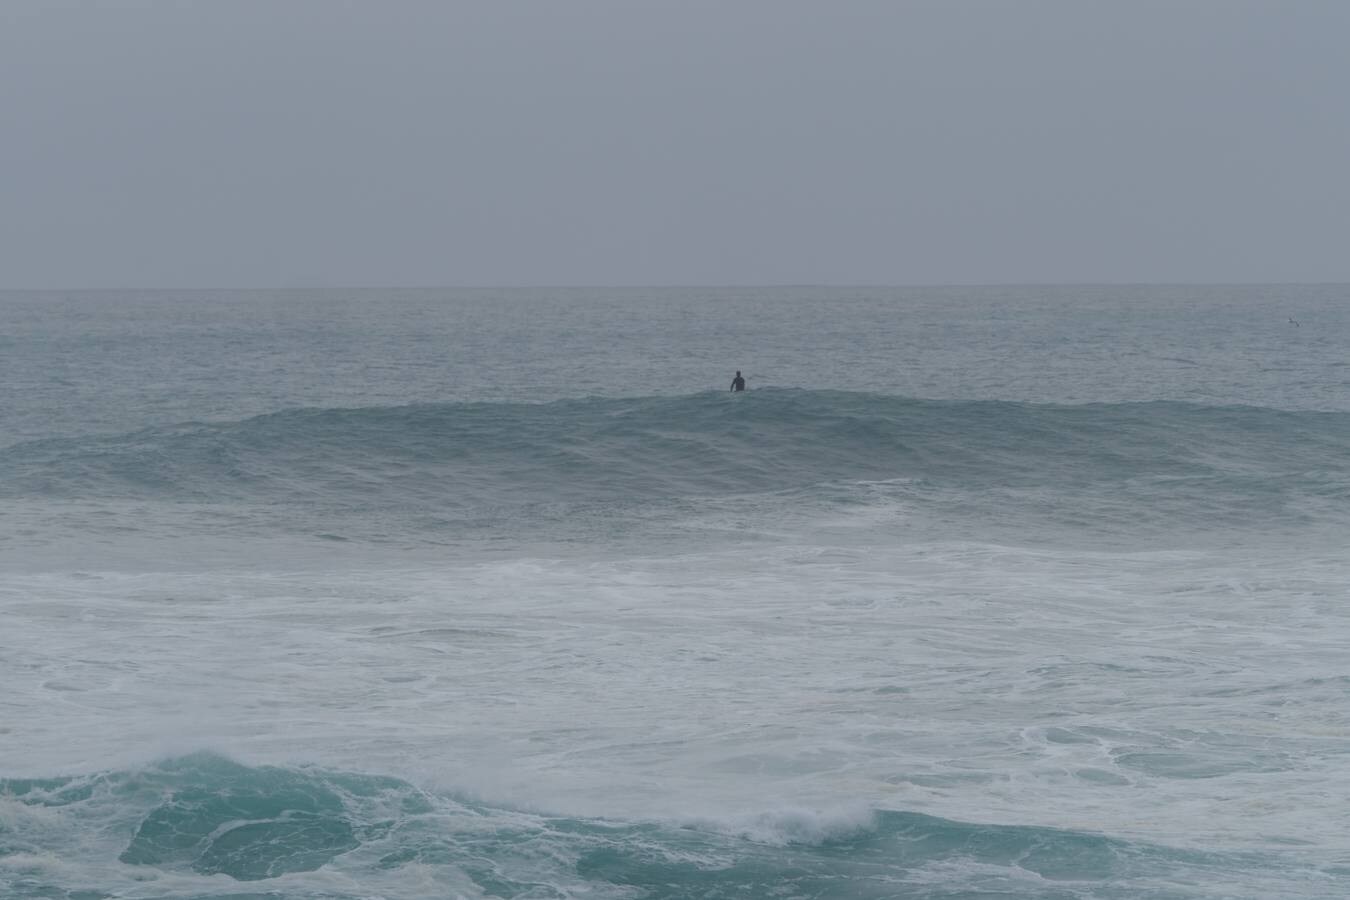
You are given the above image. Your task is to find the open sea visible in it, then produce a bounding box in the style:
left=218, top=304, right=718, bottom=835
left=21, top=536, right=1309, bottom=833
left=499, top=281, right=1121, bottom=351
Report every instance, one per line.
left=2, top=285, right=1349, bottom=899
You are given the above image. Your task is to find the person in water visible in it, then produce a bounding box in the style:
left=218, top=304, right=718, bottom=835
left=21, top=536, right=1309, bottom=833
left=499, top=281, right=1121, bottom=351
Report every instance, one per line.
left=730, top=371, right=746, bottom=392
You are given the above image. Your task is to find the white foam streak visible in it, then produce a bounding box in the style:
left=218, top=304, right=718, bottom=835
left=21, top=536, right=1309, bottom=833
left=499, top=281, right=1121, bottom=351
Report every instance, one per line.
left=6, top=541, right=1350, bottom=865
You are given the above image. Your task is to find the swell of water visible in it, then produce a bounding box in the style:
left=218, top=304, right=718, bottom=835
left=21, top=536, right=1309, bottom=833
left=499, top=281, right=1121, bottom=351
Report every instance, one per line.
left=4, top=391, right=1349, bottom=559
left=2, top=753, right=1329, bottom=900
left=9, top=390, right=1350, bottom=499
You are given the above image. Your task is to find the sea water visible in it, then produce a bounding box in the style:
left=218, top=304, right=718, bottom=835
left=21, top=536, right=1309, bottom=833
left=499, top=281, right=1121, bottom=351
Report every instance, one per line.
left=2, top=285, right=1348, bottom=898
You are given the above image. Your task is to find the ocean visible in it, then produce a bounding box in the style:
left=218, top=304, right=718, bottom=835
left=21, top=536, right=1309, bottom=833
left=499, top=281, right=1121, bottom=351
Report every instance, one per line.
left=2, top=285, right=1348, bottom=899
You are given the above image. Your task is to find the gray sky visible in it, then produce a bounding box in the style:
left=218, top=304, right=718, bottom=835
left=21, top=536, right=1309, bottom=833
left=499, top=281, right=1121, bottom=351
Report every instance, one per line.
left=2, top=1, right=1347, bottom=288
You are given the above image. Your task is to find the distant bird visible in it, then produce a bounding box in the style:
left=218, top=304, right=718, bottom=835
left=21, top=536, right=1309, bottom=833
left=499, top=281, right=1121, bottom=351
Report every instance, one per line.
left=1289, top=317, right=1300, bottom=327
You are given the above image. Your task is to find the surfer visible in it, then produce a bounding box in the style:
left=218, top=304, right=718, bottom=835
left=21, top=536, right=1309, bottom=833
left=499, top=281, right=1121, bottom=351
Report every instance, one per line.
left=730, top=370, right=746, bottom=392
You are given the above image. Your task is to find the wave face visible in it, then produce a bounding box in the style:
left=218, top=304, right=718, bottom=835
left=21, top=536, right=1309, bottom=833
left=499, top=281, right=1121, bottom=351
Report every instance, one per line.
left=5, top=390, right=1350, bottom=548
left=0, top=753, right=1318, bottom=900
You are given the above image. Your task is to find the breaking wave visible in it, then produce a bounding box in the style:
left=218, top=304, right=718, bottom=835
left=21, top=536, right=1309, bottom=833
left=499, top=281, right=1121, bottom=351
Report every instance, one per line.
left=1, top=753, right=1317, bottom=900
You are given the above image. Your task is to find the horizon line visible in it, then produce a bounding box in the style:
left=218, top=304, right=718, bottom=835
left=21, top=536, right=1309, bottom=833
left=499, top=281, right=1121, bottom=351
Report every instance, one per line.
left=2, top=280, right=1348, bottom=293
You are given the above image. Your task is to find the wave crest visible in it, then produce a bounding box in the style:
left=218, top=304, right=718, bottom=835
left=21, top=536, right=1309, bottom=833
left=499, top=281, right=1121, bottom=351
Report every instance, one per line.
left=0, top=753, right=1301, bottom=899
left=4, top=391, right=1348, bottom=544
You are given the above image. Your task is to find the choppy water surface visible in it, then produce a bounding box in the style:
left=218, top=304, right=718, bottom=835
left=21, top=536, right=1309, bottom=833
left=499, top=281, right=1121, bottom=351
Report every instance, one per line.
left=3, top=286, right=1349, bottom=898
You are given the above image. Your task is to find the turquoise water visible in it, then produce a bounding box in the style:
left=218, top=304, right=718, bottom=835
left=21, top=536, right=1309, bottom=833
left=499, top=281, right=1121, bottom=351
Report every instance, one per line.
left=0, top=753, right=1320, bottom=899
left=3, top=286, right=1349, bottom=897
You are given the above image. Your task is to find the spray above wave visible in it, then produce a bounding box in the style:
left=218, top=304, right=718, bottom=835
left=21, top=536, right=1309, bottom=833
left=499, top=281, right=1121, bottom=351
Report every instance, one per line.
left=4, top=390, right=1349, bottom=544
left=0, top=753, right=1316, bottom=900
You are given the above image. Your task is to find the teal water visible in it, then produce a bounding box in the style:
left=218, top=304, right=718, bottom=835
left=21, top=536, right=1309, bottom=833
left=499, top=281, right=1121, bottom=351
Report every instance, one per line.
left=0, top=754, right=1324, bottom=899
left=2, top=391, right=1349, bottom=566
left=3, top=286, right=1349, bottom=898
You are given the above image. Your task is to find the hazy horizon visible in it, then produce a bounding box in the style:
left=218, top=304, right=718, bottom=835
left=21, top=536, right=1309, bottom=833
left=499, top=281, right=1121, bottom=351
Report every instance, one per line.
left=5, top=280, right=1349, bottom=293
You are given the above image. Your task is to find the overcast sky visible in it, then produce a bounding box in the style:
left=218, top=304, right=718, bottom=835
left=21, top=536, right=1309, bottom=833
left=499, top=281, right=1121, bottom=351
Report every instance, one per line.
left=2, top=1, right=1347, bottom=288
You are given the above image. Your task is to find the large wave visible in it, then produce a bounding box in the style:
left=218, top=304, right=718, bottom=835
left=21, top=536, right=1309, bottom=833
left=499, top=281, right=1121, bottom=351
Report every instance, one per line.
left=0, top=753, right=1317, bottom=899
left=5, top=390, right=1348, bottom=543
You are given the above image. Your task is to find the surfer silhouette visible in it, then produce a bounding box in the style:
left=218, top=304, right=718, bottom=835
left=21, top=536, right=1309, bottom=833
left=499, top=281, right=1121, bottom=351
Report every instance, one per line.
left=730, top=371, right=746, bottom=392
